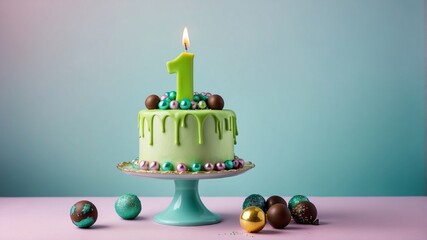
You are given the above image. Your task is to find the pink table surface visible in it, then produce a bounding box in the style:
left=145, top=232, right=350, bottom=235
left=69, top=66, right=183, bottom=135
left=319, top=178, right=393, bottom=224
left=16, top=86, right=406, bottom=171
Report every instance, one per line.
left=1, top=197, right=426, bottom=240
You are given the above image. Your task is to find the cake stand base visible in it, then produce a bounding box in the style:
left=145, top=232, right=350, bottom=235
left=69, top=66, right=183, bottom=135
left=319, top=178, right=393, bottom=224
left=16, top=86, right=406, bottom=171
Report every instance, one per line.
left=117, top=160, right=255, bottom=226
left=153, top=180, right=220, bottom=226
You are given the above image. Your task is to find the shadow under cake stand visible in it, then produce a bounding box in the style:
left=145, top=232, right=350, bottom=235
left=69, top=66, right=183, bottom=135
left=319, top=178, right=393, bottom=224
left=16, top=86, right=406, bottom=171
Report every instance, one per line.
left=117, top=161, right=255, bottom=226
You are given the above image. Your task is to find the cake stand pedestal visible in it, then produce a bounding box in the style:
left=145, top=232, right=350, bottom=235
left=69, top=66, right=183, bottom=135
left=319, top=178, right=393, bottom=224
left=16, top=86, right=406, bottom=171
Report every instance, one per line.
left=154, top=180, right=219, bottom=225
left=117, top=161, right=255, bottom=226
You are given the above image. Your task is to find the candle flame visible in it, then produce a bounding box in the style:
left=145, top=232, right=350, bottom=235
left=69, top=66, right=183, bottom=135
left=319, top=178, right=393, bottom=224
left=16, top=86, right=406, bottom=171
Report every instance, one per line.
left=182, top=27, right=190, bottom=51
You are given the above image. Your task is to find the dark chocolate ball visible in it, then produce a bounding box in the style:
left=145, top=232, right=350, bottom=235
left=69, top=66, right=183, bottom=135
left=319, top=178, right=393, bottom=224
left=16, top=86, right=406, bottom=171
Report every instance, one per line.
left=267, top=203, right=291, bottom=229
left=292, top=201, right=317, bottom=224
left=70, top=200, right=98, bottom=228
left=207, top=94, right=224, bottom=110
left=145, top=94, right=160, bottom=109
left=266, top=196, right=287, bottom=211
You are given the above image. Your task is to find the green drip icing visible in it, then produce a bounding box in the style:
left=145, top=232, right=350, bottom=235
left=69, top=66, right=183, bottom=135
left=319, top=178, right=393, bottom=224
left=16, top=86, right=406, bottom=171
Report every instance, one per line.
left=195, top=114, right=208, bottom=144
left=141, top=116, right=145, bottom=138
left=161, top=115, right=168, bottom=133
left=138, top=110, right=238, bottom=146
left=214, top=115, right=223, bottom=140
left=232, top=115, right=238, bottom=144
left=149, top=115, right=155, bottom=145
left=174, top=116, right=180, bottom=145
left=181, top=114, right=188, bottom=128
left=137, top=113, right=145, bottom=138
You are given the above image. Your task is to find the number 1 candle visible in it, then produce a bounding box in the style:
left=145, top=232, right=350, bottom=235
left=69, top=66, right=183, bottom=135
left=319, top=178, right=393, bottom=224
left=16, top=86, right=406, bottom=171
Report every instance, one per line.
left=167, top=27, right=194, bottom=102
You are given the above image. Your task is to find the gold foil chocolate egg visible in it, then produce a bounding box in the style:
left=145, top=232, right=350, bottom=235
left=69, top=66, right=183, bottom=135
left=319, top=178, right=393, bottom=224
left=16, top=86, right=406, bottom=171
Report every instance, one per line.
left=240, top=206, right=266, bottom=233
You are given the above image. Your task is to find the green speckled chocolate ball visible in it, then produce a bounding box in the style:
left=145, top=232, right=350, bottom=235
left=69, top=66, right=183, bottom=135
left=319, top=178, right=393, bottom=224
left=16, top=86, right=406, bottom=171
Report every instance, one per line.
left=288, top=195, right=309, bottom=213
left=243, top=194, right=266, bottom=211
left=115, top=194, right=142, bottom=220
left=70, top=200, right=98, bottom=228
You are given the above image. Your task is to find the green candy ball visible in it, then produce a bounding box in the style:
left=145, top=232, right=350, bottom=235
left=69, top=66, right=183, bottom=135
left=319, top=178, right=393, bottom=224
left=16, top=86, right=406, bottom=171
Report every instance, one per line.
left=243, top=194, right=266, bottom=211
left=191, top=163, right=202, bottom=172
left=193, top=95, right=200, bottom=102
left=161, top=162, right=173, bottom=171
left=158, top=100, right=169, bottom=110
left=115, top=194, right=142, bottom=220
left=179, top=98, right=191, bottom=110
left=197, top=100, right=207, bottom=109
left=288, top=195, right=310, bottom=212
left=168, top=91, right=177, bottom=100
left=224, top=160, right=234, bottom=170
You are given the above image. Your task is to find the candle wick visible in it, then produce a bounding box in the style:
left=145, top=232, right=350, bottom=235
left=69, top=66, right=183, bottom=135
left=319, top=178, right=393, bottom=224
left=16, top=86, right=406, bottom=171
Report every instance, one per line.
left=184, top=42, right=188, bottom=52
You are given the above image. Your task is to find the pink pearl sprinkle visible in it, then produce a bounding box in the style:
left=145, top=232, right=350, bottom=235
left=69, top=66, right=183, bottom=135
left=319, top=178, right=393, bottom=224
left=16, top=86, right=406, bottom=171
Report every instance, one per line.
left=232, top=160, right=240, bottom=169
left=149, top=161, right=159, bottom=170
left=215, top=162, right=226, bottom=171
left=176, top=163, right=187, bottom=172
left=206, top=92, right=212, bottom=97
left=139, top=160, right=149, bottom=170
left=160, top=95, right=168, bottom=101
left=204, top=163, right=214, bottom=171
left=191, top=101, right=197, bottom=109
left=238, top=159, right=245, bottom=168
left=169, top=100, right=179, bottom=109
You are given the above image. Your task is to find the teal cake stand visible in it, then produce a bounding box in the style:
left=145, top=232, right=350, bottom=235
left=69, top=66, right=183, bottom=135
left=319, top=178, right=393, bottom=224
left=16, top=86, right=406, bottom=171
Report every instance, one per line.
left=117, top=161, right=255, bottom=226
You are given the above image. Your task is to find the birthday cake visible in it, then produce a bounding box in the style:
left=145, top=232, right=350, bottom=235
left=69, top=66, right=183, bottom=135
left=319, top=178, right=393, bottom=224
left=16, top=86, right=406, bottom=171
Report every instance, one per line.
left=136, top=92, right=245, bottom=173
left=130, top=27, right=247, bottom=173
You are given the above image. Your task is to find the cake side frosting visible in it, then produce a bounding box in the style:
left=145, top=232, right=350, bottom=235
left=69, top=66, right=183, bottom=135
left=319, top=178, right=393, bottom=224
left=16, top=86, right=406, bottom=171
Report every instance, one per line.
left=138, top=109, right=238, bottom=169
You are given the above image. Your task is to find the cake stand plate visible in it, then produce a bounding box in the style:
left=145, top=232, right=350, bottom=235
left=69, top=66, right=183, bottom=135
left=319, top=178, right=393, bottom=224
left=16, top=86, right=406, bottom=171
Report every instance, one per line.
left=117, top=161, right=255, bottom=226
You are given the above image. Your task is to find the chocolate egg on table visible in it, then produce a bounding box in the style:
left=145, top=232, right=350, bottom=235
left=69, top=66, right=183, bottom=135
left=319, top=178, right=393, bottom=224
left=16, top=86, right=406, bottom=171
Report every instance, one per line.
left=292, top=201, right=317, bottom=224
left=288, top=195, right=310, bottom=212
left=145, top=95, right=160, bottom=110
left=240, top=206, right=266, bottom=233
left=266, top=195, right=287, bottom=211
left=267, top=203, right=291, bottom=229
left=115, top=194, right=142, bottom=220
left=70, top=200, right=98, bottom=228
left=243, top=194, right=266, bottom=211
left=207, top=94, right=224, bottom=110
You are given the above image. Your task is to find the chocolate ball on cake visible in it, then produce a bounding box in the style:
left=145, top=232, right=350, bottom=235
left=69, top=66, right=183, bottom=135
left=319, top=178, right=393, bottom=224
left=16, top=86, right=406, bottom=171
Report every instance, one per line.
left=145, top=94, right=160, bottom=109
left=70, top=200, right=98, bottom=228
left=292, top=201, right=318, bottom=224
left=266, top=203, right=291, bottom=229
left=266, top=195, right=287, bottom=211
left=207, top=94, right=224, bottom=110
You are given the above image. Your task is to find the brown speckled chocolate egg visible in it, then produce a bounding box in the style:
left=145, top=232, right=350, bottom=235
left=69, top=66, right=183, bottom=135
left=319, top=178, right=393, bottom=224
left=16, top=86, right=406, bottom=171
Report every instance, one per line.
left=70, top=200, right=98, bottom=228
left=267, top=203, right=291, bottom=229
left=292, top=201, right=318, bottom=224
left=145, top=94, right=160, bottom=109
left=266, top=196, right=287, bottom=211
left=207, top=94, right=224, bottom=110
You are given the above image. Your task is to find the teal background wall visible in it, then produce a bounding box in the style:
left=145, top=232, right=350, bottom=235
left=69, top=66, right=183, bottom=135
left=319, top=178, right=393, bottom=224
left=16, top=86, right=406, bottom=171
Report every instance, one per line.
left=0, top=0, right=424, bottom=196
